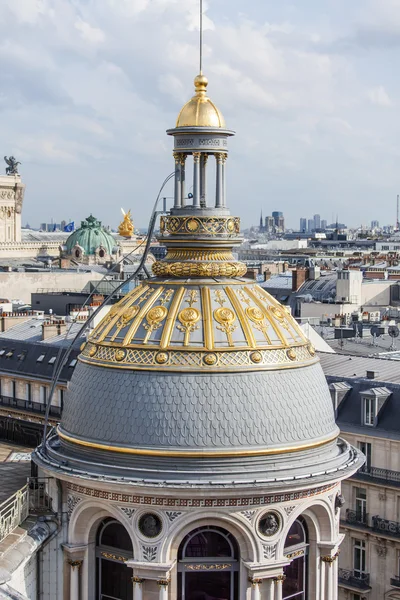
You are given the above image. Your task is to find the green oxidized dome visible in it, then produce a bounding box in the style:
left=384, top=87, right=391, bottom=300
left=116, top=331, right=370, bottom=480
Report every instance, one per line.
left=66, top=215, right=116, bottom=256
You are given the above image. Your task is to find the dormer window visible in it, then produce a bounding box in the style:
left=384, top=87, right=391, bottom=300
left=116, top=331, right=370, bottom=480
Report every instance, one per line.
left=361, top=387, right=392, bottom=427
left=363, top=396, right=376, bottom=426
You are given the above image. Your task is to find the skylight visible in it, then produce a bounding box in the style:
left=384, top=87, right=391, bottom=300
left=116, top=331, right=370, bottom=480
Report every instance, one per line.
left=37, top=355, right=45, bottom=363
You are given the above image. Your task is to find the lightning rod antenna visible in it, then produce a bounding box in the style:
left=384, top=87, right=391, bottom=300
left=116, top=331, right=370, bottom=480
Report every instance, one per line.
left=397, top=194, right=399, bottom=231
left=199, top=0, right=203, bottom=74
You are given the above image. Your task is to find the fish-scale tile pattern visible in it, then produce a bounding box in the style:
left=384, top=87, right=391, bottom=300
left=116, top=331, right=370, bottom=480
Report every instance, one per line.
left=61, top=361, right=337, bottom=450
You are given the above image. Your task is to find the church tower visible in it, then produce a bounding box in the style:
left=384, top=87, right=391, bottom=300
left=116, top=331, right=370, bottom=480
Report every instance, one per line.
left=33, top=14, right=363, bottom=600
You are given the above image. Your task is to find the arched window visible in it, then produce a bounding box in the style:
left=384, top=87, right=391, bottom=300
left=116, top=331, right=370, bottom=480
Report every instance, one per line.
left=178, top=526, right=239, bottom=600
left=283, top=518, right=308, bottom=600
left=99, top=248, right=105, bottom=258
left=95, top=518, right=133, bottom=600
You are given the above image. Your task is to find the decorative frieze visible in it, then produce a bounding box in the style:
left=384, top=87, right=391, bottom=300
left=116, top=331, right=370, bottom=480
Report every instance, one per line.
left=66, top=482, right=337, bottom=508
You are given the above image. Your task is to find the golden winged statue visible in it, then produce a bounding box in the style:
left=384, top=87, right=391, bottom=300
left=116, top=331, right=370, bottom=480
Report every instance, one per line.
left=118, top=209, right=134, bottom=237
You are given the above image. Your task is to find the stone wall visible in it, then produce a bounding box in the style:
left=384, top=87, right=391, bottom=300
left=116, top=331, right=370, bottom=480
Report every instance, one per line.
left=0, top=271, right=103, bottom=303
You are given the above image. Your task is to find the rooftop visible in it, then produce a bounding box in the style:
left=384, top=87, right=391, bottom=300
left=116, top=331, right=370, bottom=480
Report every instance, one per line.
left=319, top=352, right=400, bottom=384
left=0, top=442, right=31, bottom=505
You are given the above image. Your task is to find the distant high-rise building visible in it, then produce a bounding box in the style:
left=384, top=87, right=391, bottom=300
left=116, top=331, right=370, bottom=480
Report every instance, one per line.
left=300, top=218, right=307, bottom=232
left=313, top=214, right=321, bottom=229
left=371, top=220, right=379, bottom=229
left=307, top=218, right=314, bottom=232
left=321, top=219, right=327, bottom=230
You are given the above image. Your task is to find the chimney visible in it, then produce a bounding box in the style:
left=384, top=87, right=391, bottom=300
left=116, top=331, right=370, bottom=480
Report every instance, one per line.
left=42, top=320, right=67, bottom=340
left=263, top=270, right=271, bottom=282
left=366, top=370, right=379, bottom=380
left=292, top=267, right=309, bottom=292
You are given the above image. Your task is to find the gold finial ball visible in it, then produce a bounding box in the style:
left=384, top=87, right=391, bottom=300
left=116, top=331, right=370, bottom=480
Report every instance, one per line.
left=194, top=73, right=208, bottom=92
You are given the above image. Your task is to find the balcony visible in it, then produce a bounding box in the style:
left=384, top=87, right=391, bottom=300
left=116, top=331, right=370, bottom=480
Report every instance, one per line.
left=0, top=394, right=61, bottom=419
left=354, top=464, right=400, bottom=487
left=391, top=575, right=400, bottom=588
left=338, top=569, right=371, bottom=592
left=372, top=515, right=400, bottom=538
left=344, top=508, right=369, bottom=527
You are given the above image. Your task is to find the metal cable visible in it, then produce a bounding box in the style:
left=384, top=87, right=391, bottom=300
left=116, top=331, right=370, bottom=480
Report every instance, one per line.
left=40, top=171, right=175, bottom=449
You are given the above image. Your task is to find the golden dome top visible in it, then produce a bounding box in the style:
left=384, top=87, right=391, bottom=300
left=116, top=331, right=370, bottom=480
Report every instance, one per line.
left=176, top=74, right=226, bottom=128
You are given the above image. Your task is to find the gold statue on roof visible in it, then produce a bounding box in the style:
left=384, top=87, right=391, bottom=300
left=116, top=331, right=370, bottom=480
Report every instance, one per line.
left=118, top=209, right=134, bottom=238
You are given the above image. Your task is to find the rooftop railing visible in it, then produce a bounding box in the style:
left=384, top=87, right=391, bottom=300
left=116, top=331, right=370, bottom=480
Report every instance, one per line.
left=0, top=394, right=61, bottom=419
left=0, top=478, right=53, bottom=543
left=345, top=508, right=369, bottom=527
left=372, top=516, right=400, bottom=537
left=354, top=465, right=400, bottom=487
left=0, top=485, right=29, bottom=543
left=338, top=569, right=371, bottom=591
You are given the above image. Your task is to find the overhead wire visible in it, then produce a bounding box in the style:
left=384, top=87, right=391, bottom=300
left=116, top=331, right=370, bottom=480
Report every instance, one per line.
left=41, top=172, right=175, bottom=449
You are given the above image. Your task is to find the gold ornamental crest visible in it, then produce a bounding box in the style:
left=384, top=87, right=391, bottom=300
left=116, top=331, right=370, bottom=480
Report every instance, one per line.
left=246, top=306, right=264, bottom=323
left=146, top=306, right=168, bottom=325
left=213, top=307, right=236, bottom=325
left=178, top=307, right=201, bottom=325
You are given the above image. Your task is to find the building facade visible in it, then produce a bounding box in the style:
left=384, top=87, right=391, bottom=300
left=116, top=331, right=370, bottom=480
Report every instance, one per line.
left=323, top=370, right=400, bottom=600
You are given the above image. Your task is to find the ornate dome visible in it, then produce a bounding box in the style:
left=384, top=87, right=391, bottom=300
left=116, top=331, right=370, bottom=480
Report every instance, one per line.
left=66, top=215, right=116, bottom=255
left=35, top=73, right=362, bottom=490
left=176, top=74, right=225, bottom=128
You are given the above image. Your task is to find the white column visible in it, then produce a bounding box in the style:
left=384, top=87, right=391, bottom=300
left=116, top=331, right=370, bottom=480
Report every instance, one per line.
left=68, top=560, right=82, bottom=600
left=221, top=153, right=227, bottom=207
left=200, top=153, right=208, bottom=207
left=158, top=580, right=169, bottom=600
left=326, top=562, right=333, bottom=599
left=173, top=153, right=181, bottom=208
left=320, top=557, right=326, bottom=600
left=274, top=575, right=285, bottom=600
left=215, top=153, right=223, bottom=208
left=249, top=579, right=261, bottom=600
left=132, top=577, right=143, bottom=600
left=332, top=556, right=339, bottom=600
left=193, top=153, right=201, bottom=207
left=180, top=155, right=186, bottom=206
left=267, top=578, right=275, bottom=600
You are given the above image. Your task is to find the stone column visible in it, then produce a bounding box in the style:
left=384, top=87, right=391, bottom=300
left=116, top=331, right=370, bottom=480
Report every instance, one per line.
left=221, top=153, right=227, bottom=207
left=267, top=578, right=275, bottom=600
left=157, top=579, right=169, bottom=600
left=321, top=555, right=338, bottom=600
left=215, top=153, right=223, bottom=208
left=273, top=575, right=285, bottom=600
left=193, top=153, right=201, bottom=208
left=320, top=557, right=326, bottom=600
left=173, top=153, right=182, bottom=208
left=200, top=153, right=208, bottom=207
left=132, top=576, right=144, bottom=600
left=248, top=578, right=262, bottom=600
left=68, top=560, right=82, bottom=600
left=180, top=155, right=186, bottom=206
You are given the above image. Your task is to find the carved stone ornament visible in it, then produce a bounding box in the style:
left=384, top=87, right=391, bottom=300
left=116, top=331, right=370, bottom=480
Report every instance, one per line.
left=142, top=545, right=157, bottom=562
left=335, top=493, right=345, bottom=514
left=67, top=494, right=82, bottom=519
left=375, top=542, right=387, bottom=558
left=241, top=509, right=256, bottom=522
left=258, top=512, right=280, bottom=537
left=138, top=513, right=162, bottom=538
left=120, top=506, right=135, bottom=519
left=283, top=505, right=296, bottom=517
left=165, top=511, right=182, bottom=522
left=263, top=544, right=276, bottom=560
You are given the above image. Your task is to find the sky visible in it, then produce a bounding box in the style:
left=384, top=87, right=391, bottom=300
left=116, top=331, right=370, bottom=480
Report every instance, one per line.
left=1, top=0, right=400, bottom=230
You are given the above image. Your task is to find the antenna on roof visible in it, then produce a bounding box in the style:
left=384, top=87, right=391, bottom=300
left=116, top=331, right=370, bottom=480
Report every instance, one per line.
left=199, top=0, right=203, bottom=74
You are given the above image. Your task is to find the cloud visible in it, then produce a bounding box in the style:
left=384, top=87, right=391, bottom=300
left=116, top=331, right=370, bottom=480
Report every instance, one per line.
left=75, top=19, right=105, bottom=44
left=0, top=0, right=399, bottom=229
left=367, top=86, right=393, bottom=107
